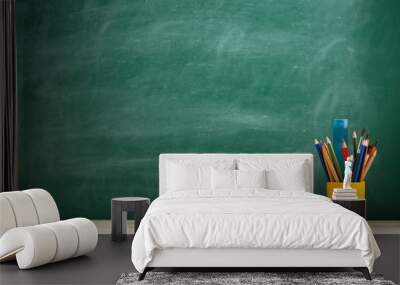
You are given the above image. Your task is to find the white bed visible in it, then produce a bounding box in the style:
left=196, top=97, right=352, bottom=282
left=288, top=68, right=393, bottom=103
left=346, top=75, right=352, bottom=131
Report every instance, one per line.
left=131, top=154, right=380, bottom=280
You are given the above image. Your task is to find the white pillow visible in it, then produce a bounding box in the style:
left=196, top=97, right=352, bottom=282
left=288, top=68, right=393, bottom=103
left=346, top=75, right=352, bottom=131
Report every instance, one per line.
left=211, top=169, right=268, bottom=190
left=166, top=159, right=235, bottom=192
left=238, top=159, right=308, bottom=191
left=266, top=166, right=306, bottom=191
left=236, top=169, right=267, bottom=189
left=166, top=159, right=236, bottom=191
left=211, top=168, right=236, bottom=191
left=167, top=162, right=211, bottom=191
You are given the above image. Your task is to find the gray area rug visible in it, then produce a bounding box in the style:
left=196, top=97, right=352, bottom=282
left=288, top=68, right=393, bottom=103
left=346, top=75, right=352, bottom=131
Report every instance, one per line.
left=116, top=272, right=396, bottom=285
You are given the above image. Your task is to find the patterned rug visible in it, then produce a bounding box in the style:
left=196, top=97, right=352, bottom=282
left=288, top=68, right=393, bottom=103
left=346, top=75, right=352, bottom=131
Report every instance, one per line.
left=116, top=271, right=396, bottom=285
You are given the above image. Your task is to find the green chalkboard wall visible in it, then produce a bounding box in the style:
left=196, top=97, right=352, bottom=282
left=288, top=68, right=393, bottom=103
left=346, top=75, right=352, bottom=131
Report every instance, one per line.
left=17, top=0, right=400, bottom=219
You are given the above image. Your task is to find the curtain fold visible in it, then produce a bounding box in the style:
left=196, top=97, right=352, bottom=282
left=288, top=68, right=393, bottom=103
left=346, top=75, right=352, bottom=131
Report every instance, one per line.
left=0, top=0, right=18, bottom=192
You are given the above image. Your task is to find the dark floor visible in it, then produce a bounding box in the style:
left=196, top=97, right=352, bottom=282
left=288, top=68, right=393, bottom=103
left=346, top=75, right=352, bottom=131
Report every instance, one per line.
left=0, top=235, right=134, bottom=285
left=1, top=234, right=399, bottom=285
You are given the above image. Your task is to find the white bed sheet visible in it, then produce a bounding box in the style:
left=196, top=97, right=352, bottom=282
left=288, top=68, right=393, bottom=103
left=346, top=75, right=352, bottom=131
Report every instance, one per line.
left=131, top=190, right=380, bottom=273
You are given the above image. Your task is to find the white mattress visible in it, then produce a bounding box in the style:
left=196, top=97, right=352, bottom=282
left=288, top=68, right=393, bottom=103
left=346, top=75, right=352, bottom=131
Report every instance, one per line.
left=131, top=190, right=380, bottom=273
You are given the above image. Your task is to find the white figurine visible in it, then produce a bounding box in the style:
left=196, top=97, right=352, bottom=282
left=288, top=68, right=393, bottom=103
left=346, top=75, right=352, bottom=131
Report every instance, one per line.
left=343, top=155, right=354, bottom=189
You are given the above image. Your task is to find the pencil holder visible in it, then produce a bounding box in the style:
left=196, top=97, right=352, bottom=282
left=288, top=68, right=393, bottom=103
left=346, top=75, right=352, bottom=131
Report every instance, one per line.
left=326, top=182, right=365, bottom=199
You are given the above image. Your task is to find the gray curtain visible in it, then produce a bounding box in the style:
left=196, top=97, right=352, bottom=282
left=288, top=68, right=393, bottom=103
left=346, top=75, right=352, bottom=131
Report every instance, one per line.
left=0, top=0, right=18, bottom=192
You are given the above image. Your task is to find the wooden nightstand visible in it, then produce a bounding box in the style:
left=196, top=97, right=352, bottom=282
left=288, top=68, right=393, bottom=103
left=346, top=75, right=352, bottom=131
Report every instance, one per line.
left=332, top=199, right=366, bottom=218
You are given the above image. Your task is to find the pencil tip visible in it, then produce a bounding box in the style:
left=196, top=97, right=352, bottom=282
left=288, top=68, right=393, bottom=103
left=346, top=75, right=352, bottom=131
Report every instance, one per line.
left=361, top=128, right=366, bottom=136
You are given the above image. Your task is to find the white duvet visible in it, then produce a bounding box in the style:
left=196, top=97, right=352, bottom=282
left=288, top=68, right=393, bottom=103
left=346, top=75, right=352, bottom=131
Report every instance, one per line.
left=131, top=190, right=380, bottom=273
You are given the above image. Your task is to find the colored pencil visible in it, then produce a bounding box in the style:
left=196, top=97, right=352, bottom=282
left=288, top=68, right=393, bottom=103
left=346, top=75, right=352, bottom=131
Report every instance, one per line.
left=370, top=145, right=377, bottom=155
left=322, top=145, right=335, bottom=182
left=354, top=140, right=368, bottom=182
left=352, top=138, right=360, bottom=175
left=326, top=137, right=343, bottom=181
left=360, top=139, right=369, bottom=179
left=356, top=129, right=366, bottom=155
left=322, top=143, right=339, bottom=182
left=320, top=141, right=334, bottom=182
left=342, top=140, right=349, bottom=165
left=314, top=139, right=330, bottom=181
left=362, top=143, right=372, bottom=169
left=352, top=131, right=357, bottom=157
left=352, top=146, right=361, bottom=181
left=360, top=145, right=376, bottom=180
left=360, top=148, right=377, bottom=181
left=326, top=143, right=340, bottom=182
left=370, top=141, right=378, bottom=152
left=363, top=151, right=369, bottom=170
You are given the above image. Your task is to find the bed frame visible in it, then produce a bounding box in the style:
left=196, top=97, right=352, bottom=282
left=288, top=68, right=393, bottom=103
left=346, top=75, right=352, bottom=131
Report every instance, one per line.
left=139, top=154, right=371, bottom=280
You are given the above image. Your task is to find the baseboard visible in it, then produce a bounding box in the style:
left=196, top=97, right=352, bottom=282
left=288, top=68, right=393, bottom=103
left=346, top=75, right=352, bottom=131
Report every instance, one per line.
left=92, top=220, right=400, bottom=235
left=368, top=221, right=400, bottom=235
left=94, top=220, right=136, bottom=235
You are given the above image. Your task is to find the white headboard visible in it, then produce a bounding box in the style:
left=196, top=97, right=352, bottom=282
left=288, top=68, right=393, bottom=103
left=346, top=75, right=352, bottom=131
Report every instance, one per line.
left=159, top=153, right=314, bottom=195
